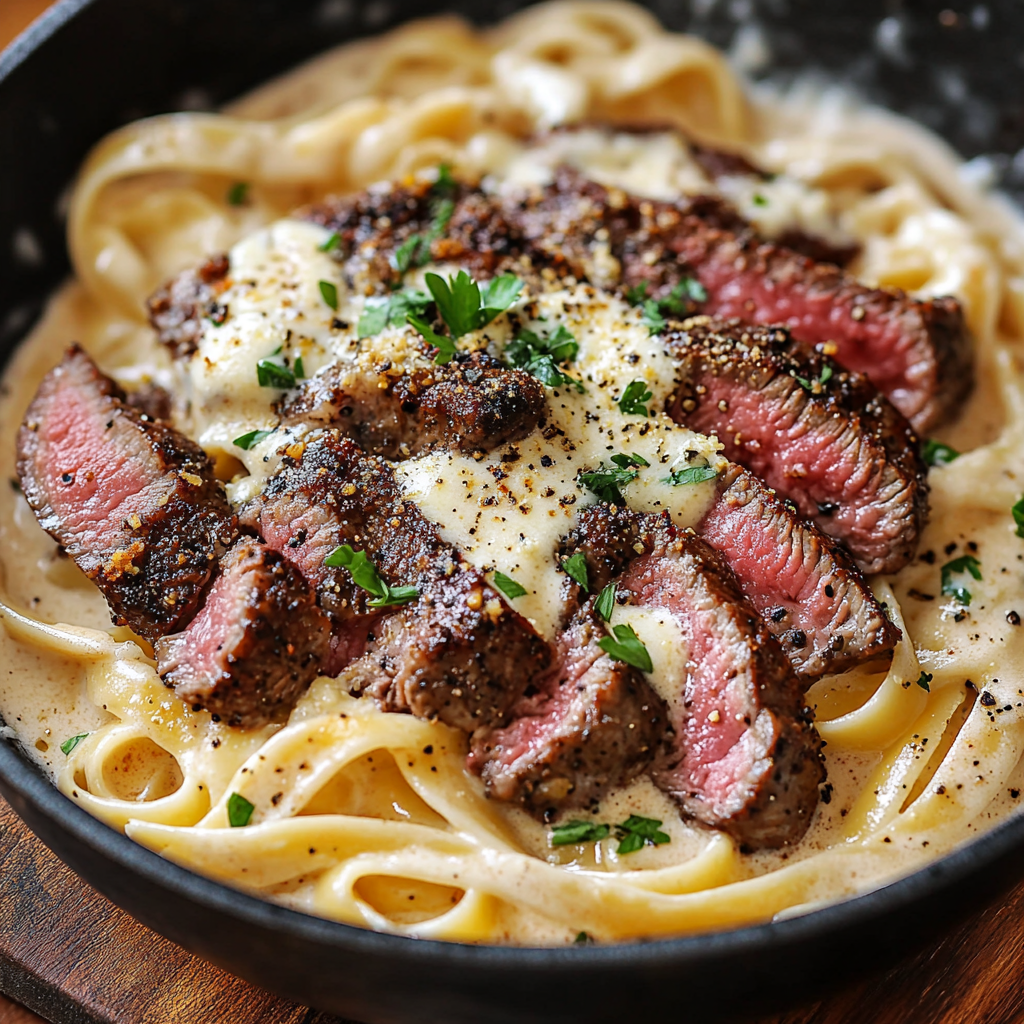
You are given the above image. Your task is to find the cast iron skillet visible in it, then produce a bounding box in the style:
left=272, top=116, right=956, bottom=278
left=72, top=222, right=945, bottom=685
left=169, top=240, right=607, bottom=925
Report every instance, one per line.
left=2, top=3, right=1024, bottom=1022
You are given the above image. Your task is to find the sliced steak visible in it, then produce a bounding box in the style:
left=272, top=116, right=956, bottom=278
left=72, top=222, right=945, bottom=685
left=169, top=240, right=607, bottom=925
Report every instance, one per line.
left=278, top=349, right=545, bottom=458
left=147, top=253, right=230, bottom=359
left=618, top=521, right=822, bottom=848
left=240, top=429, right=550, bottom=730
left=155, top=537, right=329, bottom=727
left=700, top=464, right=899, bottom=678
left=467, top=602, right=666, bottom=819
left=665, top=317, right=928, bottom=574
left=16, top=346, right=235, bottom=641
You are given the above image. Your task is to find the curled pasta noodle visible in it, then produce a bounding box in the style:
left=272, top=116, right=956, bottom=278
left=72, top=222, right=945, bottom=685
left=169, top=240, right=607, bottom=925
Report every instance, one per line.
left=3, top=0, right=1024, bottom=944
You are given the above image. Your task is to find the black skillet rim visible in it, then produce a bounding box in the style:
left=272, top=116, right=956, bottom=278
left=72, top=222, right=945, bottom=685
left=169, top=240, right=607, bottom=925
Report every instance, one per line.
left=1, top=0, right=1023, bottom=981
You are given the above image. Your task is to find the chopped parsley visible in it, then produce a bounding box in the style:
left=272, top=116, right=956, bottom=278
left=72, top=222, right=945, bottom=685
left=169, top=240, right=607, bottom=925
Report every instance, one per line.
left=227, top=792, right=255, bottom=828
left=561, top=552, right=589, bottom=591
left=256, top=359, right=296, bottom=390
left=618, top=379, right=653, bottom=416
left=794, top=364, right=833, bottom=392
left=598, top=623, right=653, bottom=673
left=579, top=453, right=648, bottom=505
left=293, top=356, right=306, bottom=379
left=233, top=428, right=274, bottom=450
left=358, top=288, right=431, bottom=338
left=318, top=231, right=340, bottom=253
left=390, top=164, right=458, bottom=274
left=615, top=814, right=670, bottom=854
left=318, top=280, right=339, bottom=311
left=505, top=325, right=584, bottom=392
left=406, top=311, right=457, bottom=365
left=916, top=671, right=933, bottom=692
left=664, top=463, right=718, bottom=486
left=595, top=582, right=616, bottom=622
left=940, top=554, right=982, bottom=606
left=1013, top=496, right=1024, bottom=538
left=751, top=193, right=768, bottom=207
left=628, top=278, right=707, bottom=334
left=226, top=181, right=250, bottom=206
left=493, top=571, right=527, bottom=600
left=574, top=931, right=593, bottom=945
left=922, top=439, right=960, bottom=468
left=60, top=733, right=89, bottom=756
left=324, top=544, right=419, bottom=607
left=550, top=820, right=611, bottom=846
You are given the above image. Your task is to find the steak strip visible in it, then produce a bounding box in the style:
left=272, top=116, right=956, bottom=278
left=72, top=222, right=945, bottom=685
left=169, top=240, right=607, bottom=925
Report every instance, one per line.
left=240, top=429, right=550, bottom=732
left=665, top=316, right=929, bottom=575
left=16, top=346, right=235, bottom=641
left=467, top=601, right=667, bottom=821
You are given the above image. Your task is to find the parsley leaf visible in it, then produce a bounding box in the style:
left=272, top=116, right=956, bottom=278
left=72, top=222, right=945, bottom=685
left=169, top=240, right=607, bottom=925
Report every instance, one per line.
left=390, top=167, right=458, bottom=274
left=632, top=278, right=707, bottom=334
left=664, top=463, right=718, bottom=486
left=425, top=270, right=521, bottom=338
left=916, top=671, right=933, bottom=692
left=1013, top=496, right=1024, bottom=538
left=794, top=364, right=833, bottom=392
left=598, top=623, right=653, bottom=673
left=233, top=429, right=274, bottom=451
left=752, top=193, right=768, bottom=207
left=579, top=455, right=647, bottom=504
left=550, top=820, right=611, bottom=846
left=562, top=552, right=589, bottom=591
left=293, top=356, right=306, bottom=379
left=256, top=359, right=296, bottom=389
left=227, top=792, right=255, bottom=828
left=624, top=282, right=649, bottom=305
left=506, top=325, right=584, bottom=392
left=324, top=544, right=419, bottom=607
left=641, top=300, right=666, bottom=335
left=318, top=280, right=339, bottom=311
left=60, top=733, right=89, bottom=756
left=618, top=379, right=653, bottom=416
left=614, top=814, right=670, bottom=854
left=226, top=181, right=250, bottom=206
left=493, top=571, right=527, bottom=599
left=940, top=554, right=982, bottom=606
left=318, top=231, right=340, bottom=253
left=574, top=931, right=593, bottom=944
left=923, top=439, right=960, bottom=468
left=407, top=311, right=457, bottom=365
left=358, top=289, right=431, bottom=338
left=595, top=582, right=616, bottom=622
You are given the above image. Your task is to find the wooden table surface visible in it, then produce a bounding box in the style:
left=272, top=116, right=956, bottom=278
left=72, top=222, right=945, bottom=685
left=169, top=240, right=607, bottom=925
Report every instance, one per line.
left=4, top=2, right=1024, bottom=1022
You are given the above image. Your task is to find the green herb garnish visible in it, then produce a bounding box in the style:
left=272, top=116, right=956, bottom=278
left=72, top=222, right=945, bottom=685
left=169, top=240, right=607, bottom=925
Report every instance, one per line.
left=426, top=270, right=522, bottom=338
left=595, top=582, right=616, bottom=622
left=226, top=181, right=250, bottom=206
left=574, top=931, right=593, bottom=944
left=614, top=814, right=670, bottom=854
left=550, top=820, right=611, bottom=846
left=940, top=554, right=982, bottom=606
left=561, top=552, right=589, bottom=591
left=358, top=289, right=432, bottom=338
left=318, top=280, right=339, bottom=311
left=664, top=464, right=718, bottom=486
left=324, top=544, right=419, bottom=607
left=752, top=193, right=768, bottom=207
left=256, top=359, right=296, bottom=390
left=505, top=325, right=584, bottom=393
left=579, top=453, right=647, bottom=504
left=629, top=278, right=707, bottom=334
left=390, top=165, right=458, bottom=274
left=794, top=364, right=833, bottom=392
left=1013, top=496, right=1024, bottom=538
left=916, top=671, right=933, bottom=692
left=922, top=439, right=960, bottom=468
left=493, top=571, right=527, bottom=599
left=618, top=379, right=653, bottom=416
left=318, top=231, right=340, bottom=253
left=227, top=792, right=255, bottom=828
left=233, top=429, right=274, bottom=451
left=407, top=311, right=458, bottom=365
left=60, top=733, right=89, bottom=756
left=598, top=623, right=653, bottom=673
left=293, top=356, right=305, bottom=379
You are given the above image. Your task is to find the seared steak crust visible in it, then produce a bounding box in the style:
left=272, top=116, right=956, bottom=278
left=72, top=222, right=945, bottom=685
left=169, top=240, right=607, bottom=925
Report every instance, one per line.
left=467, top=602, right=667, bottom=819
left=16, top=346, right=235, bottom=641
left=666, top=317, right=929, bottom=574
left=701, top=465, right=899, bottom=678
left=240, top=430, right=550, bottom=730
left=155, top=537, right=330, bottom=727
left=147, top=253, right=230, bottom=358
left=304, top=171, right=970, bottom=430
left=278, top=349, right=545, bottom=458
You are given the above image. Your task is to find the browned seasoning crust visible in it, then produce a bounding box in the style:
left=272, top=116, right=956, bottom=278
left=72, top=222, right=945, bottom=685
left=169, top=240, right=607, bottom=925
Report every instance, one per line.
left=16, top=346, right=235, bottom=642
left=147, top=253, right=231, bottom=359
